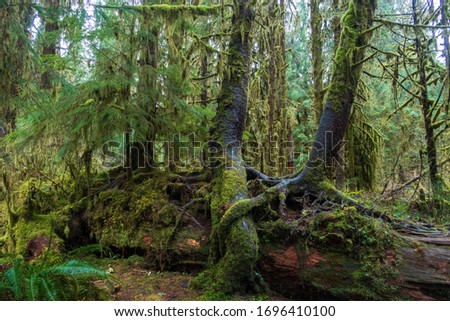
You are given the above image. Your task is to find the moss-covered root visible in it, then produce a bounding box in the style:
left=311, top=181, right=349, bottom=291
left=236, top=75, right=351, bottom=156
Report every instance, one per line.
left=216, top=217, right=259, bottom=293
left=217, top=188, right=282, bottom=254
left=194, top=217, right=260, bottom=295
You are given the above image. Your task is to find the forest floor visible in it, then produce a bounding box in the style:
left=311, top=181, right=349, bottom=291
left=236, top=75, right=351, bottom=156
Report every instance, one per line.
left=89, top=257, right=288, bottom=301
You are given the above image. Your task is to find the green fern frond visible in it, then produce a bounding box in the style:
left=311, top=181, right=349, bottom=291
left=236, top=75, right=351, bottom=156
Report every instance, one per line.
left=5, top=259, right=23, bottom=300
left=45, top=260, right=108, bottom=279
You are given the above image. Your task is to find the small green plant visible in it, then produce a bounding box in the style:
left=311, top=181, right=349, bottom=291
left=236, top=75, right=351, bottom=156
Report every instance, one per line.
left=68, top=244, right=114, bottom=259
left=0, top=258, right=110, bottom=300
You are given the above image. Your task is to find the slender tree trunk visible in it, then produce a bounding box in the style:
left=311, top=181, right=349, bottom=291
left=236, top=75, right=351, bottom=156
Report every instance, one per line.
left=277, top=0, right=290, bottom=176
left=332, top=0, right=346, bottom=189
left=267, top=2, right=277, bottom=175
left=412, top=0, right=442, bottom=206
left=41, top=0, right=59, bottom=92
left=139, top=1, right=159, bottom=168
left=310, top=0, right=325, bottom=125
left=441, top=0, right=450, bottom=113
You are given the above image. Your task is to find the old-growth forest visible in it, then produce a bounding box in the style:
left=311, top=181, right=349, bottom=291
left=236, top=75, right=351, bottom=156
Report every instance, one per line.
left=0, top=0, right=449, bottom=301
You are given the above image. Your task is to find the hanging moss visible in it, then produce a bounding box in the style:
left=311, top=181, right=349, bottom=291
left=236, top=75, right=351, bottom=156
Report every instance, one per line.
left=137, top=4, right=221, bottom=18
left=345, top=104, right=383, bottom=191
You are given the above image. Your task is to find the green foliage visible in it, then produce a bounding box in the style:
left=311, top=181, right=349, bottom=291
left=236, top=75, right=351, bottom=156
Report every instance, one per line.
left=68, top=244, right=114, bottom=259
left=0, top=258, right=109, bottom=300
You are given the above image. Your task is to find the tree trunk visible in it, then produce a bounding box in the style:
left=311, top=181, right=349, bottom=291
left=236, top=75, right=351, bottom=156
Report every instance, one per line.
left=199, top=0, right=377, bottom=294
left=297, top=0, right=376, bottom=187
left=41, top=0, right=59, bottom=92
left=442, top=0, right=450, bottom=109
left=0, top=2, right=31, bottom=136
left=201, top=0, right=257, bottom=293
left=310, top=0, right=325, bottom=125
left=139, top=1, right=159, bottom=168
left=412, top=0, right=442, bottom=217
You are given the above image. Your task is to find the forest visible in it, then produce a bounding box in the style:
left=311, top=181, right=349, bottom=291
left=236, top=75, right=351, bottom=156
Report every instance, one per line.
left=0, top=0, right=449, bottom=301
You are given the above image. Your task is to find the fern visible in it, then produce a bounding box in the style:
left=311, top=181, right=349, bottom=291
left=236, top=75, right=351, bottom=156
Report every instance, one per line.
left=4, top=259, right=24, bottom=300
left=0, top=258, right=110, bottom=301
left=46, top=260, right=108, bottom=279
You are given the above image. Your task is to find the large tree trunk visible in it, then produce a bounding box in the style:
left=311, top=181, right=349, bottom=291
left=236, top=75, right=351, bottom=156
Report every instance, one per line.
left=202, top=0, right=257, bottom=293
left=299, top=0, right=376, bottom=185
left=0, top=2, right=31, bottom=136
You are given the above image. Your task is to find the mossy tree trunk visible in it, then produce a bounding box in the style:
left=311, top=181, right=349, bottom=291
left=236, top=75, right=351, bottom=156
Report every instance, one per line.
left=297, top=0, right=376, bottom=187
left=0, top=1, right=31, bottom=137
left=41, top=0, right=59, bottom=92
left=411, top=0, right=443, bottom=218
left=310, top=0, right=325, bottom=125
left=139, top=0, right=159, bottom=168
left=442, top=0, right=450, bottom=108
left=205, top=0, right=258, bottom=293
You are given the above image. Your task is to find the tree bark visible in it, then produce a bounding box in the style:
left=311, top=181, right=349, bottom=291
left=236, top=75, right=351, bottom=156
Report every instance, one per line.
left=0, top=2, right=31, bottom=136
left=298, top=0, right=376, bottom=187
left=412, top=0, right=442, bottom=213
left=202, top=0, right=257, bottom=293
left=41, top=0, right=59, bottom=91
left=139, top=0, right=159, bottom=168
left=310, top=0, right=325, bottom=124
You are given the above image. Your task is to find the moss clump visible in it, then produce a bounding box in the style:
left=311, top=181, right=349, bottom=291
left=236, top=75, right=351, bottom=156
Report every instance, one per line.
left=257, top=219, right=298, bottom=244
left=91, top=179, right=169, bottom=250
left=299, top=206, right=401, bottom=299
left=12, top=214, right=67, bottom=256
left=306, top=207, right=396, bottom=259
left=297, top=251, right=399, bottom=300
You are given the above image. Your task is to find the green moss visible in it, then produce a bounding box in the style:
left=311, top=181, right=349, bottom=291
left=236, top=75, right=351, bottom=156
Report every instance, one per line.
left=298, top=205, right=402, bottom=299
left=306, top=207, right=396, bottom=258
left=257, top=219, right=297, bottom=243
left=91, top=180, right=162, bottom=249
left=325, top=0, right=375, bottom=112
left=194, top=217, right=260, bottom=295
left=13, top=214, right=66, bottom=256
left=210, top=166, right=247, bottom=219
left=89, top=178, right=177, bottom=259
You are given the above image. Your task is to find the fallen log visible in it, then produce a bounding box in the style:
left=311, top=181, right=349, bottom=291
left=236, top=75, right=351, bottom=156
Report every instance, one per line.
left=259, top=231, right=450, bottom=300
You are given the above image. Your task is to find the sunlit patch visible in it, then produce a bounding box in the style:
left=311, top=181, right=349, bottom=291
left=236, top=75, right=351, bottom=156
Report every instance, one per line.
left=185, top=238, right=200, bottom=247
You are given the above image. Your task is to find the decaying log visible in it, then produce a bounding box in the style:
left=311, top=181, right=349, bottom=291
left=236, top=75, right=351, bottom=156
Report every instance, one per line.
left=259, top=232, right=450, bottom=300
